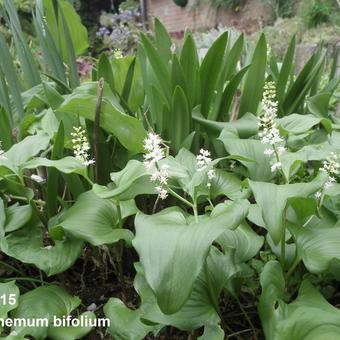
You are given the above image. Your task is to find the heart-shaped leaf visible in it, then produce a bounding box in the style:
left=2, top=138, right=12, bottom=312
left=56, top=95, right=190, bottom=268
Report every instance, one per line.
left=58, top=190, right=133, bottom=246
left=133, top=200, right=249, bottom=314
left=0, top=223, right=83, bottom=276
left=249, top=174, right=326, bottom=244
left=11, top=285, right=89, bottom=339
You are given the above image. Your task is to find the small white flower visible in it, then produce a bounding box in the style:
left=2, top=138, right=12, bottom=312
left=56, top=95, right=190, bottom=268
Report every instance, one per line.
left=150, top=168, right=169, bottom=185
left=315, top=191, right=322, bottom=199
left=197, top=149, right=212, bottom=170
left=321, top=152, right=339, bottom=190
left=143, top=132, right=165, bottom=169
left=156, top=186, right=168, bottom=200
left=207, top=169, right=216, bottom=180
left=30, top=174, right=45, bottom=184
left=71, top=126, right=95, bottom=167
left=271, top=162, right=282, bottom=173
left=143, top=133, right=169, bottom=200
left=264, top=148, right=274, bottom=156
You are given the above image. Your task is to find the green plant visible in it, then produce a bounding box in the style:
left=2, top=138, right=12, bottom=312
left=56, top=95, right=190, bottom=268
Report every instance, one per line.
left=210, top=0, right=245, bottom=10
left=1, top=5, right=340, bottom=339
left=306, top=0, right=332, bottom=28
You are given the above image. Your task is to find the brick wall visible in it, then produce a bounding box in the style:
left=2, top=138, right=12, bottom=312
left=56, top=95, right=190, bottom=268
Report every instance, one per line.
left=146, top=0, right=272, bottom=36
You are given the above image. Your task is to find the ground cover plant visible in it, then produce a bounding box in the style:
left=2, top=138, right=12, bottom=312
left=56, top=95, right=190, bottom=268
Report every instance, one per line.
left=0, top=0, right=340, bottom=339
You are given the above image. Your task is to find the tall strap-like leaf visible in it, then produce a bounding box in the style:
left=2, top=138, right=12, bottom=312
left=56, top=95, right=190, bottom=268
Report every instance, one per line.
left=33, top=0, right=67, bottom=85
left=180, top=31, right=199, bottom=109
left=277, top=35, right=296, bottom=103
left=154, top=18, right=172, bottom=62
left=239, top=34, right=267, bottom=117
left=60, top=7, right=80, bottom=88
left=1, top=0, right=41, bottom=87
left=140, top=33, right=172, bottom=104
left=0, top=33, right=24, bottom=118
left=200, top=32, right=228, bottom=117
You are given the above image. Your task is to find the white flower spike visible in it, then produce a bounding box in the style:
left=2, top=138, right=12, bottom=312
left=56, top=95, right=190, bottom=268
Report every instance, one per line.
left=71, top=126, right=95, bottom=167
left=321, top=152, right=339, bottom=189
left=143, top=132, right=168, bottom=200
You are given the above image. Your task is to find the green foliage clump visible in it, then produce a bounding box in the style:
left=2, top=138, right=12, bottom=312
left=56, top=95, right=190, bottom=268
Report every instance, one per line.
left=306, top=0, right=333, bottom=28
left=1, top=1, right=340, bottom=338
left=210, top=0, right=246, bottom=10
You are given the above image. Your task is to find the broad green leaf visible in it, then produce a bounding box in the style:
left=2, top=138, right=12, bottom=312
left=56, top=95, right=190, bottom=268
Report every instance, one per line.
left=11, top=285, right=81, bottom=339
left=47, top=311, right=96, bottom=340
left=0, top=281, right=20, bottom=333
left=280, top=142, right=335, bottom=181
left=0, top=223, right=83, bottom=276
left=23, top=157, right=86, bottom=175
left=93, top=160, right=156, bottom=201
left=210, top=169, right=244, bottom=200
left=276, top=280, right=340, bottom=340
left=104, top=298, right=158, bottom=340
left=57, top=82, right=146, bottom=154
left=4, top=204, right=32, bottom=233
left=217, top=222, right=264, bottom=263
left=239, top=34, right=267, bottom=117
left=278, top=114, right=331, bottom=134
left=133, top=200, right=249, bottom=314
left=219, top=134, right=272, bottom=181
left=249, top=174, right=326, bottom=244
left=57, top=190, right=133, bottom=246
left=258, top=261, right=285, bottom=340
left=139, top=247, right=236, bottom=333
left=0, top=134, right=50, bottom=173
left=307, top=92, right=332, bottom=118
left=290, top=224, right=340, bottom=274
left=198, top=324, right=224, bottom=340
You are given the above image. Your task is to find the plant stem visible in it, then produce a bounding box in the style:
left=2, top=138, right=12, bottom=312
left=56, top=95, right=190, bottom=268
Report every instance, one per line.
left=167, top=187, right=194, bottom=209
left=93, top=77, right=105, bottom=182
left=193, top=202, right=199, bottom=223
left=0, top=260, right=26, bottom=277
left=280, top=228, right=286, bottom=270
left=286, top=257, right=301, bottom=281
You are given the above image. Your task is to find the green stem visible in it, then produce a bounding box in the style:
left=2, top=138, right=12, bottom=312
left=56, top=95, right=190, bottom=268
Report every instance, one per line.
left=273, top=146, right=288, bottom=184
left=0, top=260, right=26, bottom=277
left=235, top=296, right=258, bottom=340
left=116, top=201, right=123, bottom=229
left=280, top=227, right=286, bottom=270
left=167, top=187, right=195, bottom=209
left=285, top=257, right=301, bottom=281
left=193, top=203, right=199, bottom=223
